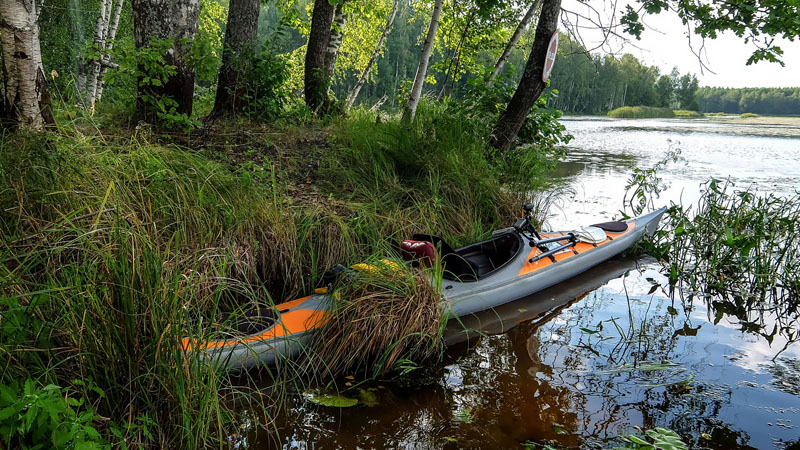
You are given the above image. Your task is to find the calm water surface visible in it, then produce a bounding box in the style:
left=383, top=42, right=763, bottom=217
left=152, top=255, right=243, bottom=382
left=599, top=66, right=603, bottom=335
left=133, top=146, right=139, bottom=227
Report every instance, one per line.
left=241, top=117, right=800, bottom=449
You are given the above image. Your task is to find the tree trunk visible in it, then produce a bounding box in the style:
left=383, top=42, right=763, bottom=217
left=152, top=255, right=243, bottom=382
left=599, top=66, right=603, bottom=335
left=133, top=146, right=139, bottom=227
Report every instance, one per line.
left=489, top=0, right=560, bottom=153
left=210, top=0, right=260, bottom=116
left=94, top=0, right=124, bottom=101
left=344, top=0, right=398, bottom=109
left=487, top=0, right=541, bottom=87
left=323, top=3, right=347, bottom=87
left=84, top=0, right=110, bottom=108
left=304, top=0, right=336, bottom=113
left=0, top=0, right=54, bottom=130
left=132, top=0, right=200, bottom=121
left=401, top=0, right=443, bottom=123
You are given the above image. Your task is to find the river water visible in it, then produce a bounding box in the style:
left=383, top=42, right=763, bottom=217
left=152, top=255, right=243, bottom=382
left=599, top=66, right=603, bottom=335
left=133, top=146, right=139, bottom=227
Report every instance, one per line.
left=242, top=117, right=800, bottom=449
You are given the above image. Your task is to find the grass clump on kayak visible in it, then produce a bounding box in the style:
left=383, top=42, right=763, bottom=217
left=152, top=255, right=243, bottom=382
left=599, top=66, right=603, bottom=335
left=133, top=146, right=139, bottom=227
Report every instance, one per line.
left=305, top=259, right=445, bottom=379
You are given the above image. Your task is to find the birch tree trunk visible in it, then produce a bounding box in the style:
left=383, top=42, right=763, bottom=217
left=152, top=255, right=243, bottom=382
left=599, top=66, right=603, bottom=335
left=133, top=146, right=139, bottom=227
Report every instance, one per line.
left=132, top=0, right=200, bottom=121
left=211, top=0, right=260, bottom=116
left=489, top=0, right=561, bottom=153
left=486, top=0, right=541, bottom=87
left=84, top=0, right=109, bottom=108
left=401, top=0, right=443, bottom=123
left=344, top=0, right=398, bottom=109
left=304, top=0, right=336, bottom=112
left=94, top=0, right=124, bottom=101
left=323, top=3, right=347, bottom=86
left=0, top=0, right=53, bottom=130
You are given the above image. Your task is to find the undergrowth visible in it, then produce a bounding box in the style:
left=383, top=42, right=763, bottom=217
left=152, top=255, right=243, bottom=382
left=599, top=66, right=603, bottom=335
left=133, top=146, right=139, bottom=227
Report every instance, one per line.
left=0, top=99, right=561, bottom=447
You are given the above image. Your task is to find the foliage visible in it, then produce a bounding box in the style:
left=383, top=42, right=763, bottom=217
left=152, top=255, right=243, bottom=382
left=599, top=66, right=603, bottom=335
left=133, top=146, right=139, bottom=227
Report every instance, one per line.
left=623, top=150, right=800, bottom=347
left=697, top=87, right=800, bottom=115
left=107, top=38, right=199, bottom=129
left=238, top=42, right=293, bottom=120
left=445, top=73, right=571, bottom=183
left=545, top=35, right=700, bottom=115
left=608, top=106, right=676, bottom=119
left=633, top=0, right=800, bottom=65
left=613, top=427, right=688, bottom=450
left=0, top=380, right=106, bottom=449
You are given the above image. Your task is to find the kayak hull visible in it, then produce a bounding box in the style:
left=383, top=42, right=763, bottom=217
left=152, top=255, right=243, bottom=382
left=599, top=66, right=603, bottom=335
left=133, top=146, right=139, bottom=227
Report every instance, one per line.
left=184, top=208, right=666, bottom=370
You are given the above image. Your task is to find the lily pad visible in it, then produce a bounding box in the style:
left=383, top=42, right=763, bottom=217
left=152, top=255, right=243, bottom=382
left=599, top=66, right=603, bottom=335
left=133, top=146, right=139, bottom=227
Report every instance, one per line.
left=303, top=391, right=358, bottom=408
left=356, top=388, right=380, bottom=407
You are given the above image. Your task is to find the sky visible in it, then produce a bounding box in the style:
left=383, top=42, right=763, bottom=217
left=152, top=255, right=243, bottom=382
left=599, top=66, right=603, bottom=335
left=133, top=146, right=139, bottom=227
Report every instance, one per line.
left=560, top=0, right=800, bottom=88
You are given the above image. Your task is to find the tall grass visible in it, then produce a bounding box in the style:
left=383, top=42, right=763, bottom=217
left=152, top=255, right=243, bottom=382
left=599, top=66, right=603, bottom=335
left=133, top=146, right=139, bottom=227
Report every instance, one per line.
left=0, top=102, right=559, bottom=445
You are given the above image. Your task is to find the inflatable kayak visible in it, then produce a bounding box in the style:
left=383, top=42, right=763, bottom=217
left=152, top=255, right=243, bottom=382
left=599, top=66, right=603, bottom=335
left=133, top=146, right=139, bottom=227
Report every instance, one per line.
left=182, top=207, right=666, bottom=369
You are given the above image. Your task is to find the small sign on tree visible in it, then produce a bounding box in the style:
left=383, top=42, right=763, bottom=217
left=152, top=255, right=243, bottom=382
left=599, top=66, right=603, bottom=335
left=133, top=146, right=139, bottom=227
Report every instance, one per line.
left=542, top=31, right=559, bottom=82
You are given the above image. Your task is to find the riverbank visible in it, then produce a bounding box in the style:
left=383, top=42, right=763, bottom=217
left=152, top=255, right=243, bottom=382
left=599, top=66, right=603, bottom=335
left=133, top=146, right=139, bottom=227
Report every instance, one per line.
left=0, top=103, right=563, bottom=447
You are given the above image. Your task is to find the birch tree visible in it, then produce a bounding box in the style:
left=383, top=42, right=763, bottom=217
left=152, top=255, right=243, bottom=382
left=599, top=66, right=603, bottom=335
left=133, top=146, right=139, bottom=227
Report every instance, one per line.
left=132, top=0, right=201, bottom=120
left=486, top=0, right=541, bottom=87
left=401, top=0, right=443, bottom=123
left=83, top=0, right=125, bottom=108
left=211, top=0, right=260, bottom=116
left=344, top=0, right=398, bottom=109
left=0, top=0, right=54, bottom=130
left=323, top=3, right=347, bottom=85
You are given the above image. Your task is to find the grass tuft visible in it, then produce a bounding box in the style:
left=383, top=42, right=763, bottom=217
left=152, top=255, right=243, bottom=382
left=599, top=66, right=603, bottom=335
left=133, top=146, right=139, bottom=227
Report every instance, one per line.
left=304, top=259, right=445, bottom=378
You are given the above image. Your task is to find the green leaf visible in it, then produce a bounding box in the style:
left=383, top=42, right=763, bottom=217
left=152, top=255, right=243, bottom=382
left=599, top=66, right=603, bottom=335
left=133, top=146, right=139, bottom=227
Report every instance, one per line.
left=303, top=392, right=358, bottom=408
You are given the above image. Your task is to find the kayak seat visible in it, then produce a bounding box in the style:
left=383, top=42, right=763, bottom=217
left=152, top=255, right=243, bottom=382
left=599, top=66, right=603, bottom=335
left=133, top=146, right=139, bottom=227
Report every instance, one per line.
left=591, top=221, right=628, bottom=233
left=411, top=232, right=521, bottom=281
left=411, top=234, right=479, bottom=281
left=400, top=240, right=437, bottom=268
left=222, top=304, right=278, bottom=335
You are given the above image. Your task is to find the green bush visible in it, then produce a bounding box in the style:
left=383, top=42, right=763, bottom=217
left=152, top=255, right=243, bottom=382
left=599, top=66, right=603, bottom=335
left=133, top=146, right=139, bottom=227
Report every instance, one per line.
left=673, top=109, right=702, bottom=118
left=740, top=112, right=760, bottom=118
left=0, top=380, right=106, bottom=449
left=608, top=106, right=676, bottom=118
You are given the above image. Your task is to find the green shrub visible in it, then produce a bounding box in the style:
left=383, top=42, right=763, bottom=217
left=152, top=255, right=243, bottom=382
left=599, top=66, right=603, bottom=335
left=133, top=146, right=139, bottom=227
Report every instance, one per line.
left=740, top=112, right=760, bottom=118
left=673, top=109, right=702, bottom=118
left=608, top=106, right=676, bottom=118
left=0, top=380, right=106, bottom=449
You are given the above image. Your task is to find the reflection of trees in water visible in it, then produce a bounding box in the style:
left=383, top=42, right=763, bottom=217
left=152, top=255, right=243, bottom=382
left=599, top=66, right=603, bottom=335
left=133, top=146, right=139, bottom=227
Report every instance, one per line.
left=523, top=282, right=758, bottom=448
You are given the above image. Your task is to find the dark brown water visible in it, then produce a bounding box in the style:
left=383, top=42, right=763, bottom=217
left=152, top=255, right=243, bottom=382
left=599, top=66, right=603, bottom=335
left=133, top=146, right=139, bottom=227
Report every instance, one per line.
left=236, top=117, right=800, bottom=449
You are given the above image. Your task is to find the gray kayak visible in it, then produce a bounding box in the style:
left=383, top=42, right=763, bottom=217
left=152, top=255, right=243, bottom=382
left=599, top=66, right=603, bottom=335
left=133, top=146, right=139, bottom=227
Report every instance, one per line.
left=182, top=207, right=666, bottom=369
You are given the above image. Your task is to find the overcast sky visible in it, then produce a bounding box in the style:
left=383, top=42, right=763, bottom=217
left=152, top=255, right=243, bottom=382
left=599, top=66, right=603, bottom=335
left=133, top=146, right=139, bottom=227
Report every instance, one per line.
left=561, top=0, right=800, bottom=88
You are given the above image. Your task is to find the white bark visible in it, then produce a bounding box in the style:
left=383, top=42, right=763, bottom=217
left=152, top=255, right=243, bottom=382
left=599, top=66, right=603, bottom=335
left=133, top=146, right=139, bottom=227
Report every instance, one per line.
left=370, top=93, right=388, bottom=111
left=85, top=0, right=111, bottom=108
left=402, top=0, right=443, bottom=123
left=323, top=3, right=347, bottom=85
left=0, top=0, right=50, bottom=129
left=95, top=0, right=124, bottom=101
left=487, top=0, right=542, bottom=87
left=344, top=0, right=399, bottom=109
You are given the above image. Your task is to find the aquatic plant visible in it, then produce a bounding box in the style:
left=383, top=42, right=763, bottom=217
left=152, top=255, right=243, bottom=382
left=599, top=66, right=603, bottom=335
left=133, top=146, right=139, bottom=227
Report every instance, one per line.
left=624, top=151, right=800, bottom=349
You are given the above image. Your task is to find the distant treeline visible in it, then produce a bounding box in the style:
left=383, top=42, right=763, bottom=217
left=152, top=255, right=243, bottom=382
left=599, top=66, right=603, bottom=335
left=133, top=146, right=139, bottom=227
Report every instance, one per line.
left=697, top=88, right=800, bottom=115
left=544, top=35, right=700, bottom=114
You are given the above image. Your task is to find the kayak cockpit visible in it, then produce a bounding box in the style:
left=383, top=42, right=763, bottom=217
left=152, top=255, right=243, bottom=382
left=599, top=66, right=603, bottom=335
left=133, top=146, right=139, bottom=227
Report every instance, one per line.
left=402, top=231, right=524, bottom=282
